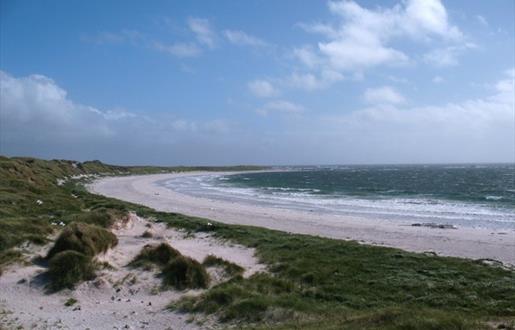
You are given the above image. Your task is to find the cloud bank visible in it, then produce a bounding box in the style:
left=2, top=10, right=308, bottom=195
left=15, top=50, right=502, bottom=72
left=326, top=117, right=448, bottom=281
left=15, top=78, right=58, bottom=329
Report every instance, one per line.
left=0, top=71, right=233, bottom=164
left=2, top=69, right=512, bottom=165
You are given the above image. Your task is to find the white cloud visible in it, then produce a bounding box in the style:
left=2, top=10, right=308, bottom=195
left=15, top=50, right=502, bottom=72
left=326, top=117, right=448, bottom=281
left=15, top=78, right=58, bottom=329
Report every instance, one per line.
left=0, top=71, right=231, bottom=161
left=287, top=71, right=344, bottom=91
left=256, top=100, right=304, bottom=116
left=402, top=0, right=463, bottom=40
left=293, top=46, right=320, bottom=68
left=0, top=71, right=111, bottom=136
left=432, top=76, right=444, bottom=84
left=476, top=15, right=488, bottom=27
left=308, top=69, right=515, bottom=163
left=224, top=30, right=267, bottom=47
left=187, top=17, right=216, bottom=48
left=81, top=30, right=144, bottom=45
left=423, top=43, right=476, bottom=67
left=298, top=0, right=466, bottom=74
left=153, top=41, right=202, bottom=57
left=363, top=86, right=405, bottom=104
left=260, top=0, right=468, bottom=95
left=248, top=80, right=278, bottom=98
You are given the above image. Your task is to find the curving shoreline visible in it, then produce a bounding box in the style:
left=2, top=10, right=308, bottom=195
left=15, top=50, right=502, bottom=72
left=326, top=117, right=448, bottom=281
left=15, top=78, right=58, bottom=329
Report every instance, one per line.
left=88, top=172, right=515, bottom=266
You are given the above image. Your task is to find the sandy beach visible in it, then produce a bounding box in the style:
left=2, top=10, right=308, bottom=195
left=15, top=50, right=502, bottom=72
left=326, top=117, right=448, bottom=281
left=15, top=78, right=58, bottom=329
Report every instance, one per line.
left=89, top=172, right=515, bottom=266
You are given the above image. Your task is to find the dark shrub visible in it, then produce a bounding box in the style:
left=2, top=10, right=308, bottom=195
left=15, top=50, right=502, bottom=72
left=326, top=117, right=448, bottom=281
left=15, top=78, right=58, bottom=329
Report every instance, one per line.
left=47, top=251, right=95, bottom=291
left=46, top=223, right=118, bottom=259
left=162, top=255, right=210, bottom=290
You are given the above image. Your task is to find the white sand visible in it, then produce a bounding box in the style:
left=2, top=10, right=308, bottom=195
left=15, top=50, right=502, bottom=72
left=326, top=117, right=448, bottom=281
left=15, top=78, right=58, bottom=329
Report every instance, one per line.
left=89, top=172, right=515, bottom=266
left=0, top=213, right=264, bottom=330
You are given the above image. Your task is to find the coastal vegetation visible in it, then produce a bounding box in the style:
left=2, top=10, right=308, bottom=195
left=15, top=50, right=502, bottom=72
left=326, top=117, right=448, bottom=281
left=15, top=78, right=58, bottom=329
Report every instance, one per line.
left=1, top=155, right=514, bottom=329
left=46, top=222, right=118, bottom=259
left=47, top=250, right=96, bottom=291
left=131, top=243, right=210, bottom=289
left=203, top=255, right=245, bottom=277
left=130, top=243, right=182, bottom=269
left=162, top=255, right=210, bottom=290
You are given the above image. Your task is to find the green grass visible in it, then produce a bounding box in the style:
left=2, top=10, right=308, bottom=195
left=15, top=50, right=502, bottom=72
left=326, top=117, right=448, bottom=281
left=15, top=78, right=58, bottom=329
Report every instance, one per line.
left=170, top=223, right=515, bottom=326
left=64, top=298, right=78, bottom=307
left=47, top=250, right=96, bottom=291
left=46, top=222, right=118, bottom=259
left=1, top=155, right=514, bottom=328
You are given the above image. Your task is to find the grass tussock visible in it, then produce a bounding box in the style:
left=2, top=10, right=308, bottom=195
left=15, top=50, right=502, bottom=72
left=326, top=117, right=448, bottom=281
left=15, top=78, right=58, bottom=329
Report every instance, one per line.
left=163, top=255, right=210, bottom=290
left=203, top=255, right=244, bottom=277
left=47, top=251, right=96, bottom=291
left=46, top=223, right=118, bottom=259
left=129, top=243, right=181, bottom=269
left=130, top=243, right=210, bottom=289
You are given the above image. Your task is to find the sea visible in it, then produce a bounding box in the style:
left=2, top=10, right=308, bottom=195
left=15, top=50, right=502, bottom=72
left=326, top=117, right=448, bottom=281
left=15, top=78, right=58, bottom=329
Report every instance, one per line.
left=160, top=164, right=515, bottom=230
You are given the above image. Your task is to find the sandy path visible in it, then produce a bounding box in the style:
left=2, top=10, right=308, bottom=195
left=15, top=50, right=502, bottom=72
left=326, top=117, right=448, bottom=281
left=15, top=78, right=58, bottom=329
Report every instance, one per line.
left=0, top=213, right=264, bottom=330
left=89, top=173, right=515, bottom=266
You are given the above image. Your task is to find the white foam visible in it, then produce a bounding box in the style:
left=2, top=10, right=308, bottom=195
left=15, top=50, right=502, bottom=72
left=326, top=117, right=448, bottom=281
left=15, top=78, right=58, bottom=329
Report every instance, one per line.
left=160, top=174, right=515, bottom=230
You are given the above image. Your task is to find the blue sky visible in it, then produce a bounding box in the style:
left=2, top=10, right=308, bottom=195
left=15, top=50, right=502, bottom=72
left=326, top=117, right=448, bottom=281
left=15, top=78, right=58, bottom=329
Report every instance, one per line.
left=0, top=0, right=514, bottom=165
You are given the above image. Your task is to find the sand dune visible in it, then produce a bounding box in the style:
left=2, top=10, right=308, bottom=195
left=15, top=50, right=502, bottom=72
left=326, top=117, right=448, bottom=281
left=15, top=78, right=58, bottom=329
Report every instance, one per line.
left=0, top=213, right=263, bottom=329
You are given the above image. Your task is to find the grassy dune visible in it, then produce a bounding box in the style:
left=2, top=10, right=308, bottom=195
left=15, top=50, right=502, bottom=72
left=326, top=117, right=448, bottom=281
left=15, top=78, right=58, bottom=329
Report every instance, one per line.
left=0, top=156, right=264, bottom=269
left=0, top=155, right=514, bottom=329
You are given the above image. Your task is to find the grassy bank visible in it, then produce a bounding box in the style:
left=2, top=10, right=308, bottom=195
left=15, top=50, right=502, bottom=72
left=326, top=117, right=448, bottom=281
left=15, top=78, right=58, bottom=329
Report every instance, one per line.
left=1, top=155, right=514, bottom=329
left=0, top=156, right=265, bottom=267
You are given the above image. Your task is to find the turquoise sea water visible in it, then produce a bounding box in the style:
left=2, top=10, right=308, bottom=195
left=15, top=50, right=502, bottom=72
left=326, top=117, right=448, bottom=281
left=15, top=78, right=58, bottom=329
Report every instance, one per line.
left=162, top=164, right=515, bottom=230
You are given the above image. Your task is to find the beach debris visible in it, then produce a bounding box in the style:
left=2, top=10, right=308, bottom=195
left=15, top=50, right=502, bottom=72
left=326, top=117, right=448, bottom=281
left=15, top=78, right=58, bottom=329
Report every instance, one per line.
left=36, top=199, right=43, bottom=205
left=411, top=223, right=457, bottom=229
